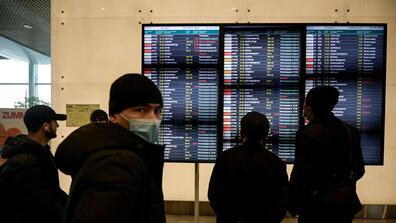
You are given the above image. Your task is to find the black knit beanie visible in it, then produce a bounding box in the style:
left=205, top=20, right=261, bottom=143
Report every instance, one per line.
left=109, top=73, right=163, bottom=116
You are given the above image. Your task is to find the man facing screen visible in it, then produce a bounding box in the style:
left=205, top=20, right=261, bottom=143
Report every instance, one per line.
left=289, top=85, right=365, bottom=223
left=208, top=111, right=288, bottom=223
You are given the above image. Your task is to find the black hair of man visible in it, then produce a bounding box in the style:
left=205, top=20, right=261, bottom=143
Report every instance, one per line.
left=240, top=111, right=270, bottom=141
left=90, top=109, right=108, bottom=123
left=305, top=85, right=340, bottom=116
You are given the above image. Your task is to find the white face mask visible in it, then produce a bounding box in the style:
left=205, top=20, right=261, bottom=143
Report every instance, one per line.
left=120, top=114, right=161, bottom=144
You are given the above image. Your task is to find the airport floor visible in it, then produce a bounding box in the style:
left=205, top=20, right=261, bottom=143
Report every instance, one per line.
left=166, top=215, right=396, bottom=223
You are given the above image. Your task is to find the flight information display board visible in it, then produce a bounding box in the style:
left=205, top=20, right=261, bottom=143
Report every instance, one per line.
left=305, top=25, right=385, bottom=164
left=222, top=26, right=302, bottom=162
left=143, top=26, right=220, bottom=162
left=142, top=24, right=386, bottom=165
left=306, top=26, right=385, bottom=76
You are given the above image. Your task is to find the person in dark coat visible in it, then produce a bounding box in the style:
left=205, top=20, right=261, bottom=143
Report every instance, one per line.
left=289, top=86, right=365, bottom=223
left=55, top=73, right=166, bottom=223
left=0, top=105, right=68, bottom=223
left=208, top=111, right=288, bottom=223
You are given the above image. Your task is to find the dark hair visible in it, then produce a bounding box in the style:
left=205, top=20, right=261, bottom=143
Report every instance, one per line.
left=90, top=109, right=108, bottom=123
left=305, top=86, right=339, bottom=115
left=26, top=123, right=42, bottom=132
left=241, top=111, right=270, bottom=141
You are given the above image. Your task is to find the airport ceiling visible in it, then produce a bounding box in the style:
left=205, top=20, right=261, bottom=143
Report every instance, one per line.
left=0, top=0, right=50, bottom=56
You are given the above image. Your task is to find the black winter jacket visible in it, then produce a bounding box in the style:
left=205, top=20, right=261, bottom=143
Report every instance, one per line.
left=208, top=142, right=288, bottom=223
left=288, top=113, right=365, bottom=218
left=55, top=123, right=166, bottom=223
left=0, top=135, right=68, bottom=223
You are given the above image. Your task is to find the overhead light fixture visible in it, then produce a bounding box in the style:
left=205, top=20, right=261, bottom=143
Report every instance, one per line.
left=23, top=25, right=33, bottom=29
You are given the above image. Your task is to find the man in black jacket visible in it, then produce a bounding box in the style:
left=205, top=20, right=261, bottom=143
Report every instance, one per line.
left=0, top=105, right=68, bottom=223
left=55, top=73, right=166, bottom=223
left=289, top=86, right=365, bottom=223
left=208, top=111, right=288, bottom=223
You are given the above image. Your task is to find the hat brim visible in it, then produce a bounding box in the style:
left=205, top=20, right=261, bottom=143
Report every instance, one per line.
left=54, top=114, right=67, bottom=121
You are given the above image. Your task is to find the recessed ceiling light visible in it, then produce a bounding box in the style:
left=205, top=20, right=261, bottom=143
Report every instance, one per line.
left=23, top=25, right=33, bottom=29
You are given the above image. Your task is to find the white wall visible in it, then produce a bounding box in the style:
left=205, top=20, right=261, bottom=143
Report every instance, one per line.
left=52, top=0, right=396, bottom=203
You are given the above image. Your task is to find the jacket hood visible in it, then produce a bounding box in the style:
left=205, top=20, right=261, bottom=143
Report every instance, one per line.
left=55, top=123, right=150, bottom=176
left=1, top=134, right=49, bottom=159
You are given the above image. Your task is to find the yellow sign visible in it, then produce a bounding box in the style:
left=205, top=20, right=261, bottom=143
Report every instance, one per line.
left=66, top=104, right=100, bottom=127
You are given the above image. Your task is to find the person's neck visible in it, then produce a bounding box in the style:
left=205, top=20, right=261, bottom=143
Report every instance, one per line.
left=311, top=112, right=333, bottom=121
left=27, top=132, right=49, bottom=147
left=243, top=139, right=265, bottom=146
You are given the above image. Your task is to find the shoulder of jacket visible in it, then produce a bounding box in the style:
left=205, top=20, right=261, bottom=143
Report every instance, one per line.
left=83, top=148, right=145, bottom=170
left=261, top=149, right=286, bottom=166
left=298, top=122, right=325, bottom=138
left=218, top=146, right=238, bottom=159
left=0, top=153, right=44, bottom=178
left=75, top=148, right=148, bottom=184
left=4, top=152, right=41, bottom=167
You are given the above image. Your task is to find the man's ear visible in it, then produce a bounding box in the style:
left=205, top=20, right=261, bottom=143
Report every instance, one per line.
left=109, top=114, right=118, bottom=124
left=110, top=113, right=129, bottom=130
left=42, top=122, right=50, bottom=131
left=306, top=106, right=313, bottom=114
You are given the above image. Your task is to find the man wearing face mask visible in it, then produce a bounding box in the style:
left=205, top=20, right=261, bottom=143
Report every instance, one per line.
left=288, top=86, right=365, bottom=223
left=0, top=105, right=68, bottom=223
left=55, top=73, right=165, bottom=223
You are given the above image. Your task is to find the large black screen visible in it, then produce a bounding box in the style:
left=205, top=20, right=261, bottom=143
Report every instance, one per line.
left=142, top=24, right=386, bottom=164
left=143, top=26, right=220, bottom=162
left=305, top=25, right=385, bottom=164
left=222, top=26, right=302, bottom=162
